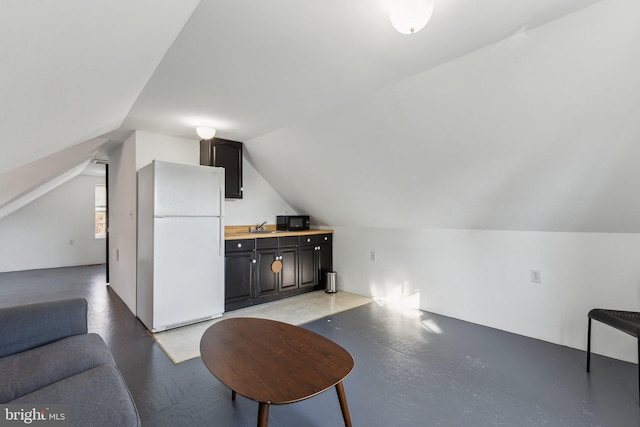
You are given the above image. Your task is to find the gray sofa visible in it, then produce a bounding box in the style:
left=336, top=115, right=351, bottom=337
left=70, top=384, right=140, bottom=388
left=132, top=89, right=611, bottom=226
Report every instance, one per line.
left=0, top=298, right=140, bottom=426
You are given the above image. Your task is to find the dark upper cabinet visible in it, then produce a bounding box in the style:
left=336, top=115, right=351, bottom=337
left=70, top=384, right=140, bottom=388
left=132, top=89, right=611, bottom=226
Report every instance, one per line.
left=199, top=140, right=211, bottom=167
left=200, top=138, right=243, bottom=199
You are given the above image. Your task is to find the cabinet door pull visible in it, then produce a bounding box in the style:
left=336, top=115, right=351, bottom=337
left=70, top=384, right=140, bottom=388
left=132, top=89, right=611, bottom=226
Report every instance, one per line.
left=237, top=243, right=242, bottom=248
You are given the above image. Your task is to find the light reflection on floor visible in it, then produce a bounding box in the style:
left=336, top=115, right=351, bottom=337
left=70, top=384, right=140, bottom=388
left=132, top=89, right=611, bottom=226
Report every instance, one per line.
left=370, top=286, right=443, bottom=334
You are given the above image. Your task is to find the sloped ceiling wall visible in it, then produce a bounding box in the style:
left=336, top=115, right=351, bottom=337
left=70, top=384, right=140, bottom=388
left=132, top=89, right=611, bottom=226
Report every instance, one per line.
left=245, top=0, right=640, bottom=232
left=0, top=1, right=200, bottom=217
left=123, top=0, right=602, bottom=143
left=0, top=137, right=107, bottom=220
left=0, top=0, right=200, bottom=174
left=3, top=0, right=638, bottom=235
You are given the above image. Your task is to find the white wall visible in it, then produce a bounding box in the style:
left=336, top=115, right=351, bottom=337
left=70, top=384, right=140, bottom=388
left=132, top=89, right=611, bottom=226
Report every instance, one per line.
left=107, top=134, right=138, bottom=314
left=0, top=174, right=106, bottom=272
left=135, top=130, right=295, bottom=224
left=245, top=1, right=640, bottom=233
left=334, top=226, right=640, bottom=363
left=225, top=158, right=297, bottom=226
left=135, top=131, right=199, bottom=169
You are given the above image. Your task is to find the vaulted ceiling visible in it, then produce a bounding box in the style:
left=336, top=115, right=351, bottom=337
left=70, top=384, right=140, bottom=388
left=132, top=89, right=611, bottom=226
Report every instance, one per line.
left=3, top=0, right=639, bottom=232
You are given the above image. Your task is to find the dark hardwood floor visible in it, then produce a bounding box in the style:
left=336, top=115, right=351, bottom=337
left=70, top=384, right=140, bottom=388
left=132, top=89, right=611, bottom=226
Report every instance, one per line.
left=1, top=264, right=639, bottom=426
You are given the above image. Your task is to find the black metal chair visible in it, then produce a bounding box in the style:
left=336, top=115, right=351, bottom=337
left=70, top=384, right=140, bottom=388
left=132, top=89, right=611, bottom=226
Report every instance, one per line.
left=587, top=309, right=640, bottom=404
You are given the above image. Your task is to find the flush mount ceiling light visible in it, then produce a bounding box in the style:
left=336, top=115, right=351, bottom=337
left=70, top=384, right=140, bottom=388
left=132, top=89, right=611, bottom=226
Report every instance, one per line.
left=390, top=0, right=434, bottom=35
left=196, top=126, right=216, bottom=140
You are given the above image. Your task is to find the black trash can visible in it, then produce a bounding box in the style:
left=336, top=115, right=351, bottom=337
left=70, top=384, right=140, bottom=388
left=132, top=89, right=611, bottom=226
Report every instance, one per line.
left=325, top=272, right=337, bottom=293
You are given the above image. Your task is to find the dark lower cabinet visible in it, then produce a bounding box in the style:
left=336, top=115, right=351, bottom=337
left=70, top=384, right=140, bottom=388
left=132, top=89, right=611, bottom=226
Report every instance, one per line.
left=298, top=235, right=318, bottom=288
left=298, top=233, right=333, bottom=288
left=299, top=244, right=317, bottom=288
left=279, top=246, right=298, bottom=291
left=255, top=248, right=279, bottom=296
left=317, top=234, right=333, bottom=288
left=225, top=233, right=332, bottom=310
left=225, top=239, right=255, bottom=304
left=225, top=252, right=253, bottom=302
left=255, top=247, right=297, bottom=296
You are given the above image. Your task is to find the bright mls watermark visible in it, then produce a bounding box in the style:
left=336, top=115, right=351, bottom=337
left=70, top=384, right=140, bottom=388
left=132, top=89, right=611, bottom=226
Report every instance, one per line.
left=0, top=405, right=69, bottom=426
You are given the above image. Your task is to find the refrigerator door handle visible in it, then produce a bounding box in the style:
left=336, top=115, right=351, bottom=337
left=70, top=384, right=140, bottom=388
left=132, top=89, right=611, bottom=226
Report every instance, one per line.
left=219, top=218, right=224, bottom=256
left=219, top=181, right=225, bottom=256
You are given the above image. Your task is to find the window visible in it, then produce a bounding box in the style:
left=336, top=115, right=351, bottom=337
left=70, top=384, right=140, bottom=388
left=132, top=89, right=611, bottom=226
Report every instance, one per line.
left=95, top=184, right=107, bottom=238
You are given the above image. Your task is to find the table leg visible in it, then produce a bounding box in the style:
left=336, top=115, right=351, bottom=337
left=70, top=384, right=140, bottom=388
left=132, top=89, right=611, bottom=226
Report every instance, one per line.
left=335, top=381, right=353, bottom=427
left=257, top=402, right=269, bottom=427
left=231, top=390, right=237, bottom=401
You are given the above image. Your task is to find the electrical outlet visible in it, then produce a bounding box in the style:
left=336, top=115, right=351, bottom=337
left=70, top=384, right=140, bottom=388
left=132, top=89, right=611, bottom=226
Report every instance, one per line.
left=530, top=270, right=541, bottom=283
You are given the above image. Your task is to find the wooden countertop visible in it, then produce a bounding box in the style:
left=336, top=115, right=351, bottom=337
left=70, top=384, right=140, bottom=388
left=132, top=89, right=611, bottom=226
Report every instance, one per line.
left=225, top=224, right=333, bottom=241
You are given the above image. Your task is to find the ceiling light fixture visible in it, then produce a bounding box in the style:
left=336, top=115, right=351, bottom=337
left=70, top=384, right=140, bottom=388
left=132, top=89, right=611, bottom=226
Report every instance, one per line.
left=196, top=126, right=216, bottom=140
left=390, top=0, right=434, bottom=35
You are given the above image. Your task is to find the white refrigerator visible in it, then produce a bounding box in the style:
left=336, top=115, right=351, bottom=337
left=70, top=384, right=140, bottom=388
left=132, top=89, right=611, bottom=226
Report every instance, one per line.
left=136, top=160, right=225, bottom=332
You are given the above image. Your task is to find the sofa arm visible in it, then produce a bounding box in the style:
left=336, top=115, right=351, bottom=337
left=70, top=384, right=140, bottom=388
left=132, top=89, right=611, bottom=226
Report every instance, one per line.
left=0, top=298, right=88, bottom=358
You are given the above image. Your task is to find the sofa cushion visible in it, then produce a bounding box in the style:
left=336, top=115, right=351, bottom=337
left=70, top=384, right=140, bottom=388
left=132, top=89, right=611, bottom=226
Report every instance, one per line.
left=11, top=364, right=140, bottom=427
left=0, top=298, right=88, bottom=358
left=0, top=333, right=114, bottom=403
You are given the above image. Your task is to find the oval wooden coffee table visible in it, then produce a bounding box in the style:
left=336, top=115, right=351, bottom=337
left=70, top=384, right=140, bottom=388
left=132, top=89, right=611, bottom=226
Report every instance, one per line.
left=200, top=317, right=354, bottom=427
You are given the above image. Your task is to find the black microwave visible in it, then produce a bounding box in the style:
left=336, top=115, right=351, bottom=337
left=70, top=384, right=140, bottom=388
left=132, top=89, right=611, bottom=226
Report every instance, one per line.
left=277, top=215, right=310, bottom=231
